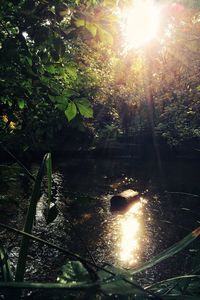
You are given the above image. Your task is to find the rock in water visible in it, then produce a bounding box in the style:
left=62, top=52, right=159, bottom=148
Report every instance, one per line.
left=110, top=189, right=140, bottom=212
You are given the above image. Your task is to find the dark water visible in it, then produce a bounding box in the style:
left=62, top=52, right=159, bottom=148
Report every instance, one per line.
left=1, top=158, right=200, bottom=287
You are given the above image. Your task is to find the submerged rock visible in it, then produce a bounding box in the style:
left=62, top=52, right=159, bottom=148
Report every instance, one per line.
left=110, top=189, right=140, bottom=212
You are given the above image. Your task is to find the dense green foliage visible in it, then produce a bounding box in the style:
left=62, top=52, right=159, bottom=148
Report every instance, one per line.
left=0, top=0, right=200, bottom=150
left=0, top=0, right=115, bottom=149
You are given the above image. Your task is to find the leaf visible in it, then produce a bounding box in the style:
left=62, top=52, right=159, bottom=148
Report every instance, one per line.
left=65, top=102, right=77, bottom=122
left=97, top=26, right=113, bottom=44
left=0, top=242, right=13, bottom=282
left=147, top=275, right=200, bottom=296
left=63, top=89, right=77, bottom=97
left=46, top=204, right=58, bottom=224
left=85, top=22, right=97, bottom=37
left=58, top=261, right=91, bottom=284
left=100, top=277, right=145, bottom=296
left=26, top=56, right=32, bottom=66
left=76, top=98, right=93, bottom=118
left=162, top=296, right=200, bottom=300
left=74, top=18, right=85, bottom=27
left=45, top=153, right=52, bottom=208
left=56, top=96, right=69, bottom=105
left=15, top=154, right=50, bottom=282
left=48, top=95, right=56, bottom=102
left=49, top=95, right=69, bottom=111
left=97, top=265, right=144, bottom=296
left=131, top=227, right=200, bottom=275
left=46, top=65, right=56, bottom=74
left=98, top=265, right=131, bottom=281
left=196, top=85, right=200, bottom=92
left=55, top=103, right=68, bottom=111
left=18, top=99, right=25, bottom=110
left=0, top=281, right=96, bottom=290
left=66, top=65, right=77, bottom=79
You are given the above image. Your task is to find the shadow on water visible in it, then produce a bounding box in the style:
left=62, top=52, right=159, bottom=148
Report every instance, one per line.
left=1, top=157, right=200, bottom=286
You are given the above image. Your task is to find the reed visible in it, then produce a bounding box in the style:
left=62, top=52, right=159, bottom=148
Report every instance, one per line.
left=15, top=153, right=52, bottom=282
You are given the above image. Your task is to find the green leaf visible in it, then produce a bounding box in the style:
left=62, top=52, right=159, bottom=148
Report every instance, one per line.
left=97, top=265, right=145, bottom=296
left=74, top=18, right=85, bottom=27
left=65, top=102, right=77, bottom=122
left=26, top=57, right=32, bottom=66
left=58, top=261, right=91, bottom=284
left=7, top=100, right=12, bottom=107
left=0, top=242, right=13, bottom=282
left=0, top=281, right=96, bottom=290
left=148, top=275, right=200, bottom=297
left=18, top=99, right=25, bottom=109
left=46, top=65, right=56, bottom=74
left=66, top=65, right=77, bottom=79
left=98, top=265, right=131, bottom=281
left=49, top=95, right=69, bottom=111
left=48, top=95, right=56, bottom=102
left=76, top=98, right=93, bottom=118
left=100, top=277, right=145, bottom=296
left=85, top=22, right=97, bottom=37
left=97, top=26, right=113, bottom=44
left=196, top=85, right=200, bottom=91
left=162, top=296, right=200, bottom=300
left=15, top=153, right=50, bottom=282
left=45, top=153, right=52, bottom=208
left=55, top=103, right=67, bottom=111
left=63, top=89, right=77, bottom=97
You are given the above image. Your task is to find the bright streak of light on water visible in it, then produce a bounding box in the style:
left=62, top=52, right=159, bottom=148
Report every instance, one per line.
left=112, top=198, right=147, bottom=266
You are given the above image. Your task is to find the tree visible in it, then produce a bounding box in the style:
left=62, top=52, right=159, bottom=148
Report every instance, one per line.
left=0, top=0, right=118, bottom=149
left=1, top=0, right=200, bottom=150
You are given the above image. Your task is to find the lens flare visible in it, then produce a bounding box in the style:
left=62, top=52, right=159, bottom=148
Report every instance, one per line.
left=122, top=0, right=160, bottom=49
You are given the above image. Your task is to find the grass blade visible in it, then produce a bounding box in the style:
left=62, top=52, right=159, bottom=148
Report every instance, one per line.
left=0, top=242, right=13, bottom=282
left=146, top=275, right=200, bottom=290
left=0, top=281, right=98, bottom=290
left=147, top=274, right=200, bottom=299
left=45, top=153, right=52, bottom=209
left=162, top=296, right=200, bottom=300
left=131, top=227, right=200, bottom=275
left=15, top=153, right=50, bottom=282
left=0, top=143, right=35, bottom=181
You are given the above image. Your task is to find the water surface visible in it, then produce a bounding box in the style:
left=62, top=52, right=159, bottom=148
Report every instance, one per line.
left=1, top=158, right=200, bottom=285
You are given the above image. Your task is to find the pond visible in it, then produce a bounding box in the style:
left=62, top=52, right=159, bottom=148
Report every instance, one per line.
left=1, top=157, right=200, bottom=288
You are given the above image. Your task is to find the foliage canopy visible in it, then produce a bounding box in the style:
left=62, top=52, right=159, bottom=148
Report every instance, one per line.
left=0, top=0, right=200, bottom=149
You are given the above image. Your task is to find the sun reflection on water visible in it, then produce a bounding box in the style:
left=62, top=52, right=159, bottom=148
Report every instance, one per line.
left=114, top=198, right=146, bottom=266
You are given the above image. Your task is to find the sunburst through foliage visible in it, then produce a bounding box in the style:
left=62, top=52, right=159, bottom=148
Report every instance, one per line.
left=121, top=0, right=161, bottom=49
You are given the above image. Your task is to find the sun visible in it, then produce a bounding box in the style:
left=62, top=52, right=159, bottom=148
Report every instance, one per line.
left=122, top=0, right=160, bottom=50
